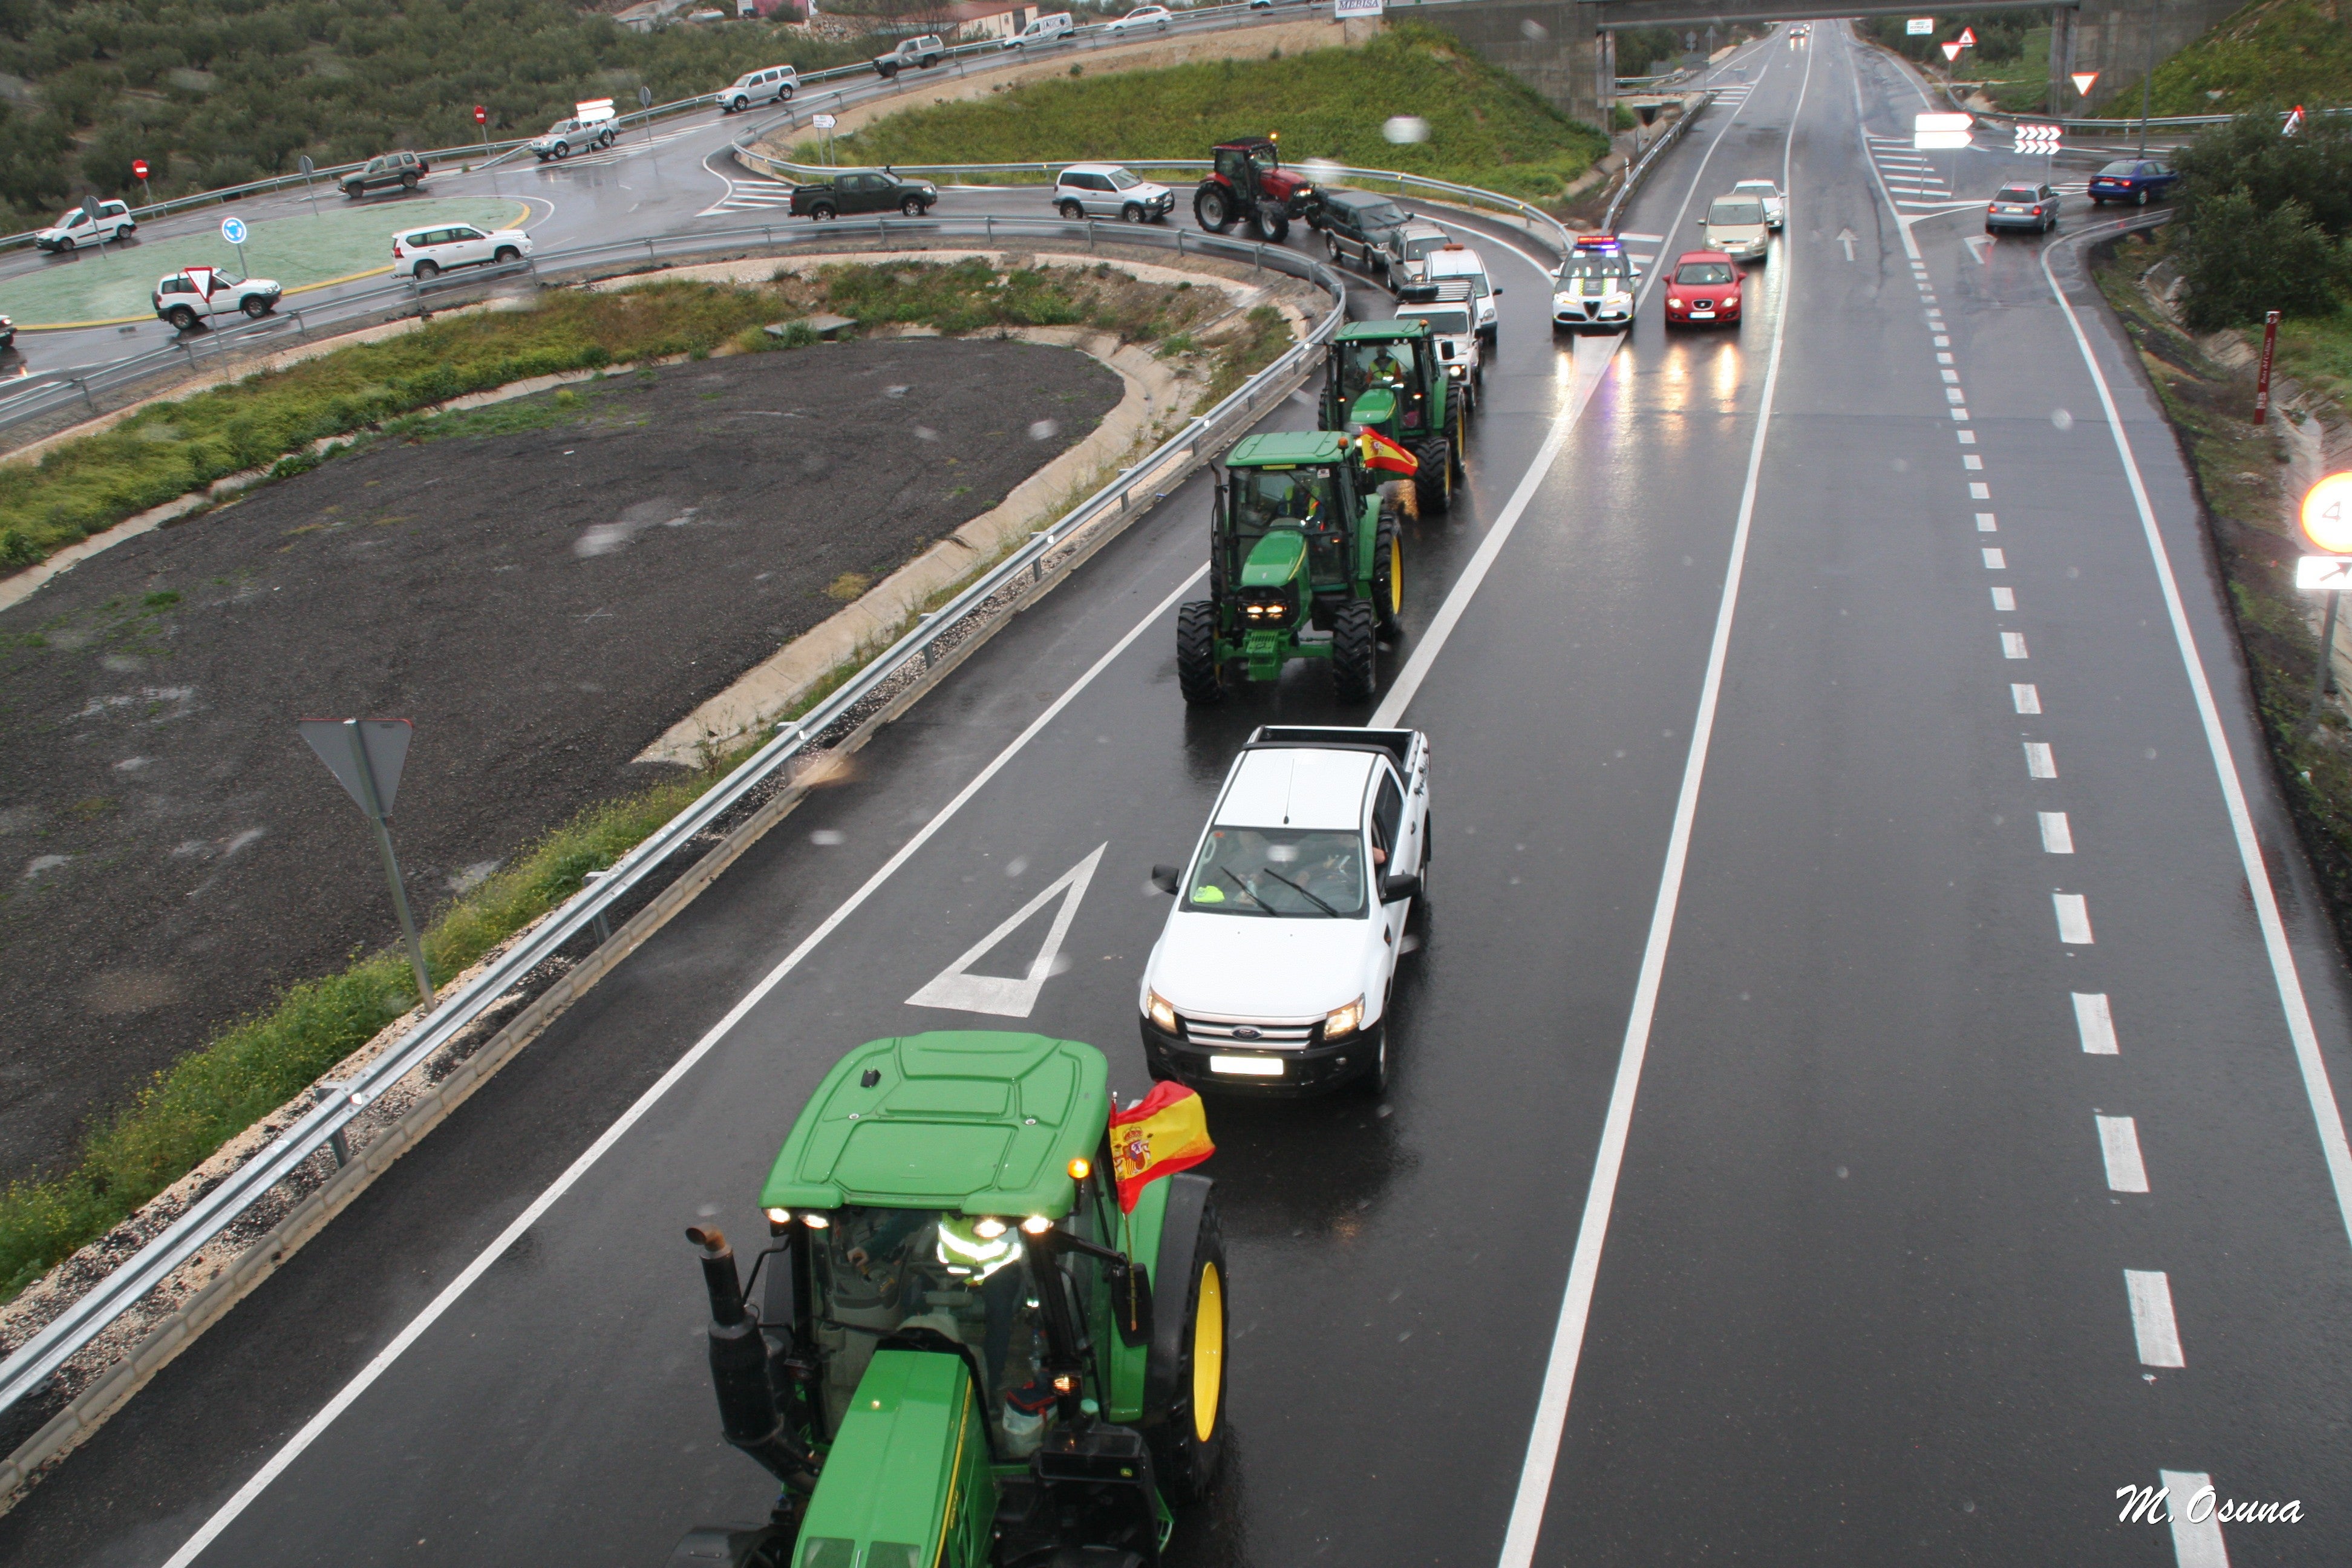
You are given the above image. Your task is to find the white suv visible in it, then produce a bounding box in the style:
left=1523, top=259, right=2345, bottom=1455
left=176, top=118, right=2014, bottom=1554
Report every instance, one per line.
left=152, top=267, right=282, bottom=329
left=1396, top=278, right=1483, bottom=405
left=1051, top=163, right=1175, bottom=223
left=531, top=115, right=615, bottom=161
left=1141, top=726, right=1431, bottom=1096
left=719, top=64, right=799, bottom=112
left=393, top=222, right=532, bottom=279
left=1424, top=243, right=1500, bottom=345
left=35, top=200, right=134, bottom=252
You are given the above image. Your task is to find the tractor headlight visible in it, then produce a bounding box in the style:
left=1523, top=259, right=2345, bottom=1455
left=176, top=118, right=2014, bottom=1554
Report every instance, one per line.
left=1021, top=1215, right=1054, bottom=1236
left=973, top=1217, right=1008, bottom=1238
left=1324, top=996, right=1364, bottom=1039
left=1146, top=989, right=1178, bottom=1031
left=765, top=1207, right=792, bottom=1231
left=1240, top=589, right=1293, bottom=627
left=802, top=1212, right=831, bottom=1229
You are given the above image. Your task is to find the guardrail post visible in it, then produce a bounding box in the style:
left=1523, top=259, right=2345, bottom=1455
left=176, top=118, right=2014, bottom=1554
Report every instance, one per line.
left=315, top=1083, right=353, bottom=1166
left=583, top=869, right=613, bottom=943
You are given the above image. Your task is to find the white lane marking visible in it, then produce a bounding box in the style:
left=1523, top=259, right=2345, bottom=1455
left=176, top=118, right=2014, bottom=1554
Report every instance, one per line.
left=2025, top=741, right=2057, bottom=777
left=1941, top=369, right=1961, bottom=384
left=1429, top=216, right=1556, bottom=283
left=2126, top=1270, right=2186, bottom=1367
left=2003, top=632, right=2030, bottom=659
left=903, top=843, right=1105, bottom=1016
left=152, top=566, right=1212, bottom=1568
left=1977, top=512, right=1998, bottom=531
left=1965, top=454, right=1984, bottom=470
left=1494, top=36, right=1815, bottom=1568
left=2098, top=1115, right=2150, bottom=1191
left=1376, top=30, right=1775, bottom=730
left=2158, top=1470, right=2233, bottom=1567
left=1957, top=426, right=1975, bottom=442
left=2043, top=224, right=2352, bottom=1256
left=2055, top=892, right=2094, bottom=944
left=1970, top=482, right=1991, bottom=499
left=2074, top=991, right=2119, bottom=1054
left=1618, top=230, right=1664, bottom=243
left=2013, top=683, right=2042, bottom=713
left=2039, top=810, right=2074, bottom=852
left=1992, top=587, right=2017, bottom=611
left=1984, top=547, right=2007, bottom=568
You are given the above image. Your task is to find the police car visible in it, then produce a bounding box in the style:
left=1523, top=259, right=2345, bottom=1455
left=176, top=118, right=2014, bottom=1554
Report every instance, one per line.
left=1552, top=233, right=1638, bottom=333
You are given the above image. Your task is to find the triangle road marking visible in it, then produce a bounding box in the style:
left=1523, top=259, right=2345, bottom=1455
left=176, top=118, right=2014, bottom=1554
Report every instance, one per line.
left=905, top=844, right=1106, bottom=1018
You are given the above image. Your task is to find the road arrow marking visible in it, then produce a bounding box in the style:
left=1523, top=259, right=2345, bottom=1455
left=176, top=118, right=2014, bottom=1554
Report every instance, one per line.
left=1836, top=227, right=1857, bottom=260
left=905, top=843, right=1105, bottom=1017
left=1964, top=235, right=1993, bottom=264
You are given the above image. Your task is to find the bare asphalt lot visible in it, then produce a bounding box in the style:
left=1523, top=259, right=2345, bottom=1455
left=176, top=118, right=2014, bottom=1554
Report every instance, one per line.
left=0, top=336, right=1119, bottom=1181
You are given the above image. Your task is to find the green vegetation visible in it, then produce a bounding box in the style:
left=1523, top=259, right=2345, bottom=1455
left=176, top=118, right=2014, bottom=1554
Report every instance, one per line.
left=1863, top=11, right=2052, bottom=114
left=2097, top=0, right=2352, bottom=120
left=819, top=24, right=1609, bottom=204
left=2170, top=111, right=2352, bottom=330
left=0, top=0, right=876, bottom=233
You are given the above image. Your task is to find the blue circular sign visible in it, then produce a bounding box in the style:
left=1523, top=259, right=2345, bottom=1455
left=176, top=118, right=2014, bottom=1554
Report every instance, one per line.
left=220, top=216, right=247, bottom=245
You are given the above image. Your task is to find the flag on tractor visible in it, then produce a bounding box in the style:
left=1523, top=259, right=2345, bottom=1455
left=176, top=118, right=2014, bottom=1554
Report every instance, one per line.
left=1108, top=1082, right=1215, bottom=1212
left=1357, top=428, right=1419, bottom=475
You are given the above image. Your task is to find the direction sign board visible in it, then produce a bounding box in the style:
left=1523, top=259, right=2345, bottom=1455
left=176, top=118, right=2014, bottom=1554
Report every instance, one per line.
left=811, top=112, right=837, bottom=129
left=1914, top=111, right=1973, bottom=150
left=2297, top=557, right=2352, bottom=592
left=1906, top=17, right=1933, bottom=34
left=2015, top=123, right=2062, bottom=154
left=1333, top=0, right=1383, bottom=15
left=220, top=215, right=247, bottom=246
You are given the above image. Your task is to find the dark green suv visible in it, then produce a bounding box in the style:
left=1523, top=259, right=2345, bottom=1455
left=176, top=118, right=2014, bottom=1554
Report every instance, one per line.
left=341, top=150, right=429, bottom=199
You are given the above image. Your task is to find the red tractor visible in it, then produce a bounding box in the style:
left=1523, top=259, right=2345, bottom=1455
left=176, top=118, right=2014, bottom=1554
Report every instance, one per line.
left=1194, top=135, right=1319, bottom=244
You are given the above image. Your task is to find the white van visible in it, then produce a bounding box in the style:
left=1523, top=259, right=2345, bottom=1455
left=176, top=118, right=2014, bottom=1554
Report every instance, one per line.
left=1003, top=11, right=1075, bottom=48
left=1423, top=244, right=1500, bottom=345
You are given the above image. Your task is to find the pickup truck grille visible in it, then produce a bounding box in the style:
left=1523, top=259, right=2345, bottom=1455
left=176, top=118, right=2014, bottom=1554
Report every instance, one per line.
left=1181, top=1014, right=1318, bottom=1048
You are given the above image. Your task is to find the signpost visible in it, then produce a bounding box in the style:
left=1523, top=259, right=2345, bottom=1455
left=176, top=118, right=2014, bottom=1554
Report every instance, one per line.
left=2298, top=472, right=2352, bottom=719
left=220, top=214, right=249, bottom=277
left=298, top=154, right=318, bottom=215
left=812, top=110, right=837, bottom=164
left=2255, top=310, right=2281, bottom=425
left=640, top=83, right=655, bottom=147
left=298, top=718, right=436, bottom=1010
left=131, top=157, right=150, bottom=205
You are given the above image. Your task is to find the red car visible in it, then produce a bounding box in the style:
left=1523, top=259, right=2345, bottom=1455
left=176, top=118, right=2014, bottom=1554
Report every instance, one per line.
left=1664, top=250, right=1742, bottom=327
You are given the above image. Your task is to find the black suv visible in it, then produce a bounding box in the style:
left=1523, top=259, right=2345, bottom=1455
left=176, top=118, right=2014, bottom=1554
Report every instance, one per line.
left=341, top=150, right=430, bottom=199
left=1312, top=188, right=1413, bottom=277
left=789, top=168, right=938, bottom=220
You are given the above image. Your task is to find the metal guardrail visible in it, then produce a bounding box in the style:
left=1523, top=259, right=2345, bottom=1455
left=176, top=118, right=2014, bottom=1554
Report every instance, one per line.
left=0, top=212, right=1345, bottom=1421
left=1602, top=90, right=1714, bottom=236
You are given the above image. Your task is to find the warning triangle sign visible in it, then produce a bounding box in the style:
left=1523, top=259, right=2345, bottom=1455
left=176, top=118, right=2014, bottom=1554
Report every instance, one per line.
left=2071, top=71, right=2099, bottom=96
left=1955, top=25, right=1975, bottom=45
left=905, top=844, right=1105, bottom=1018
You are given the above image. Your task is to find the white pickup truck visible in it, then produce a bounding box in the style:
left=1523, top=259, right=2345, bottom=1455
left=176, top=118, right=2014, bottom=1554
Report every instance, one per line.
left=152, top=266, right=282, bottom=329
left=1141, top=725, right=1431, bottom=1096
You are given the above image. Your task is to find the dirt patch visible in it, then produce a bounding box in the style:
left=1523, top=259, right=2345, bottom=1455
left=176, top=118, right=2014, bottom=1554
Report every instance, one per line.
left=0, top=336, right=1120, bottom=1181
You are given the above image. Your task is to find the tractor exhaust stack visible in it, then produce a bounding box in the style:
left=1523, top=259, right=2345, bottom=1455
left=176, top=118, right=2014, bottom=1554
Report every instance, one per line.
left=685, top=1226, right=819, bottom=1491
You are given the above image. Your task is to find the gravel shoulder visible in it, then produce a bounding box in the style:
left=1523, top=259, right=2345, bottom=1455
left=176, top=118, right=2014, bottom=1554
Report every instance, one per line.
left=0, top=336, right=1120, bottom=1180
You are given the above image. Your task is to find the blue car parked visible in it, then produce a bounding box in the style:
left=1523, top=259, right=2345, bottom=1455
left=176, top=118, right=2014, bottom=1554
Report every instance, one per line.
left=2088, top=159, right=2181, bottom=207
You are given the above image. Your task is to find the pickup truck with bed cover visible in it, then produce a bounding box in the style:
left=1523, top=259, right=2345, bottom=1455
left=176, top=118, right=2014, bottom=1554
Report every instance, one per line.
left=1142, top=726, right=1431, bottom=1096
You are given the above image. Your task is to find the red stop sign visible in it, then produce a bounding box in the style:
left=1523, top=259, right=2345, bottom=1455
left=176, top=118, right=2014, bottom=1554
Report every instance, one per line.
left=132, top=158, right=149, bottom=180
left=474, top=105, right=487, bottom=125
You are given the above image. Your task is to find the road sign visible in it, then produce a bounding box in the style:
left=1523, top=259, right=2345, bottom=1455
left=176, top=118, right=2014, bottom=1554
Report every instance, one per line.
left=1955, top=25, right=1975, bottom=45
left=131, top=157, right=148, bottom=181
left=474, top=105, right=487, bottom=125
left=2015, top=123, right=2062, bottom=154
left=1906, top=17, right=1932, bottom=34
left=2298, top=557, right=2352, bottom=591
left=79, top=192, right=102, bottom=226
left=1333, top=0, right=1383, bottom=16
left=639, top=85, right=653, bottom=108
left=1941, top=41, right=1963, bottom=61
left=2071, top=71, right=2100, bottom=96
left=2304, top=472, right=2352, bottom=554
left=299, top=718, right=434, bottom=1010
left=2284, top=105, right=2305, bottom=137
left=812, top=112, right=837, bottom=128
left=1915, top=111, right=1973, bottom=150
left=220, top=215, right=247, bottom=245
left=577, top=97, right=617, bottom=125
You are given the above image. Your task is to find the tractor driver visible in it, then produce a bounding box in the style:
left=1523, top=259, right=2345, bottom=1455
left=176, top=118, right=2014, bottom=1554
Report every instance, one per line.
left=1239, top=469, right=1333, bottom=537
left=1342, top=341, right=1414, bottom=399
left=843, top=1211, right=1034, bottom=1394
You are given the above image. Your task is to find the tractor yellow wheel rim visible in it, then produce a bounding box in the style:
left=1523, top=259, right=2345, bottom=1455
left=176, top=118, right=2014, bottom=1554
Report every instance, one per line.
left=1191, top=1261, right=1224, bottom=1443
left=1387, top=537, right=1402, bottom=614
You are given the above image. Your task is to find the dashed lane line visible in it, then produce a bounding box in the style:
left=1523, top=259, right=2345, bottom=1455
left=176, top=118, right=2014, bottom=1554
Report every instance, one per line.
left=2099, top=1116, right=2150, bottom=1192
left=2074, top=992, right=2120, bottom=1054
left=2126, top=1269, right=2186, bottom=1367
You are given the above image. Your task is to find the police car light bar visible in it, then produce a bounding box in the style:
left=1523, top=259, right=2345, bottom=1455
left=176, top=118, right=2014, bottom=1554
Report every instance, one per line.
left=1573, top=233, right=1623, bottom=253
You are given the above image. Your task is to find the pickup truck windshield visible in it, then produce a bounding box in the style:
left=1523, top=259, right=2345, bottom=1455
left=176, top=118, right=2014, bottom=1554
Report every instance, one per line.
left=1186, top=826, right=1367, bottom=918
left=1403, top=309, right=1471, bottom=335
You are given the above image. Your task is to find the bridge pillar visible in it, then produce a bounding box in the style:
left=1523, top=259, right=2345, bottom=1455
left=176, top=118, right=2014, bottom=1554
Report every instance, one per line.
left=1414, top=1, right=1607, bottom=128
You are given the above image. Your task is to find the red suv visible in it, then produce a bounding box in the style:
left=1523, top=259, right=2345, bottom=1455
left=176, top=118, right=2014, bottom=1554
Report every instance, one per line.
left=1664, top=250, right=1741, bottom=327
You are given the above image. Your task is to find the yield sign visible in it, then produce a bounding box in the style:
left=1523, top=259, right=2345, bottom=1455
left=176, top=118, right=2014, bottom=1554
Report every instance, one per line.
left=2071, top=71, right=2100, bottom=96
left=906, top=844, right=1105, bottom=1018
left=299, top=717, right=414, bottom=819
left=1941, top=41, right=1963, bottom=61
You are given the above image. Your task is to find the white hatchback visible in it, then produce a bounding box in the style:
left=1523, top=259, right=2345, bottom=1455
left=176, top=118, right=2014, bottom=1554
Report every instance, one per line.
left=1140, top=726, right=1431, bottom=1096
left=393, top=223, right=532, bottom=279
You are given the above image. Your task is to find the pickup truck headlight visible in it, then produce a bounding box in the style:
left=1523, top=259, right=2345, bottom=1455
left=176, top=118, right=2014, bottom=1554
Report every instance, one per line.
left=1324, top=996, right=1364, bottom=1039
left=1146, top=990, right=1178, bottom=1032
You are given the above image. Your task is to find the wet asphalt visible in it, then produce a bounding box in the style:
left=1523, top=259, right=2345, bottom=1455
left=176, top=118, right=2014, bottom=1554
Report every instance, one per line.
left=7, top=21, right=2352, bottom=1568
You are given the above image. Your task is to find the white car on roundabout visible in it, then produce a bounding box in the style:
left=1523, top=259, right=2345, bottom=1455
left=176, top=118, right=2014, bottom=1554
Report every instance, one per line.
left=1105, top=5, right=1172, bottom=31
left=1140, top=725, right=1431, bottom=1096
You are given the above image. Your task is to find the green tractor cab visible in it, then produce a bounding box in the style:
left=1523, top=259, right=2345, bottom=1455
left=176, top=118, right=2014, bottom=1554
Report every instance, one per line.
left=1318, top=318, right=1466, bottom=515
left=676, top=1031, right=1227, bottom=1568
left=1175, top=430, right=1403, bottom=707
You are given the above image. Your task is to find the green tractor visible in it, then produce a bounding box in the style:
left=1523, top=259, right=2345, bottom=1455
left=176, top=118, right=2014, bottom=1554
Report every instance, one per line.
left=675, top=1031, right=1227, bottom=1568
left=1318, top=318, right=1468, bottom=516
left=1175, top=430, right=1405, bottom=707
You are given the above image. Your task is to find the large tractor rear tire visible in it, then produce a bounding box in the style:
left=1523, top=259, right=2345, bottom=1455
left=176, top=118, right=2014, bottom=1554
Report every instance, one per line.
left=1333, top=599, right=1379, bottom=702
left=1148, top=1195, right=1229, bottom=1503
left=1176, top=600, right=1226, bottom=705
left=1373, top=517, right=1403, bottom=638
left=1413, top=437, right=1454, bottom=515
left=1194, top=186, right=1235, bottom=233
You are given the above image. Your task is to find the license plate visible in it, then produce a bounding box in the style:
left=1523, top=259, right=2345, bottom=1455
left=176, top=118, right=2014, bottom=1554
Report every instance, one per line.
left=1688, top=310, right=1716, bottom=319
left=1208, top=1054, right=1284, bottom=1077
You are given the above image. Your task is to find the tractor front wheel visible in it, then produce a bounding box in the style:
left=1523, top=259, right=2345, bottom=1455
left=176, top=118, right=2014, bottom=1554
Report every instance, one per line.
left=1333, top=599, right=1379, bottom=702
left=1249, top=203, right=1289, bottom=244
left=1413, top=437, right=1454, bottom=515
left=1150, top=1203, right=1229, bottom=1502
left=1176, top=600, right=1226, bottom=705
left=1194, top=186, right=1234, bottom=233
left=1373, top=518, right=1403, bottom=638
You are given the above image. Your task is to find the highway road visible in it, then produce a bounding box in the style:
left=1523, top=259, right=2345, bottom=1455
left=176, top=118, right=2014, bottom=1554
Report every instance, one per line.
left=5, top=19, right=2351, bottom=1568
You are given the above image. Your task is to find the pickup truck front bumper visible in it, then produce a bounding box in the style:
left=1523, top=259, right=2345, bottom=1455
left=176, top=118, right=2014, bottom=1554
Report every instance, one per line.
left=1139, top=1014, right=1382, bottom=1096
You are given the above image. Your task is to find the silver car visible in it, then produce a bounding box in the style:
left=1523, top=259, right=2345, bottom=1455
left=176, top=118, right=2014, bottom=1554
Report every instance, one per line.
left=1700, top=195, right=1771, bottom=261
left=1052, top=163, right=1175, bottom=223
left=1382, top=221, right=1452, bottom=285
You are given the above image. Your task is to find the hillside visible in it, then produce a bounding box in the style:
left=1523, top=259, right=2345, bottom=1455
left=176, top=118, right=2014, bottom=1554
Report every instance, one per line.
left=822, top=24, right=1609, bottom=203
left=0, top=0, right=869, bottom=234
left=2100, top=0, right=2352, bottom=118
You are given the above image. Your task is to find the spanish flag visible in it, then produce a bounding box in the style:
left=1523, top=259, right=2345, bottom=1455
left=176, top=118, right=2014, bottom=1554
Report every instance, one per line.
left=1108, top=1083, right=1215, bottom=1214
left=1357, top=428, right=1419, bottom=476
